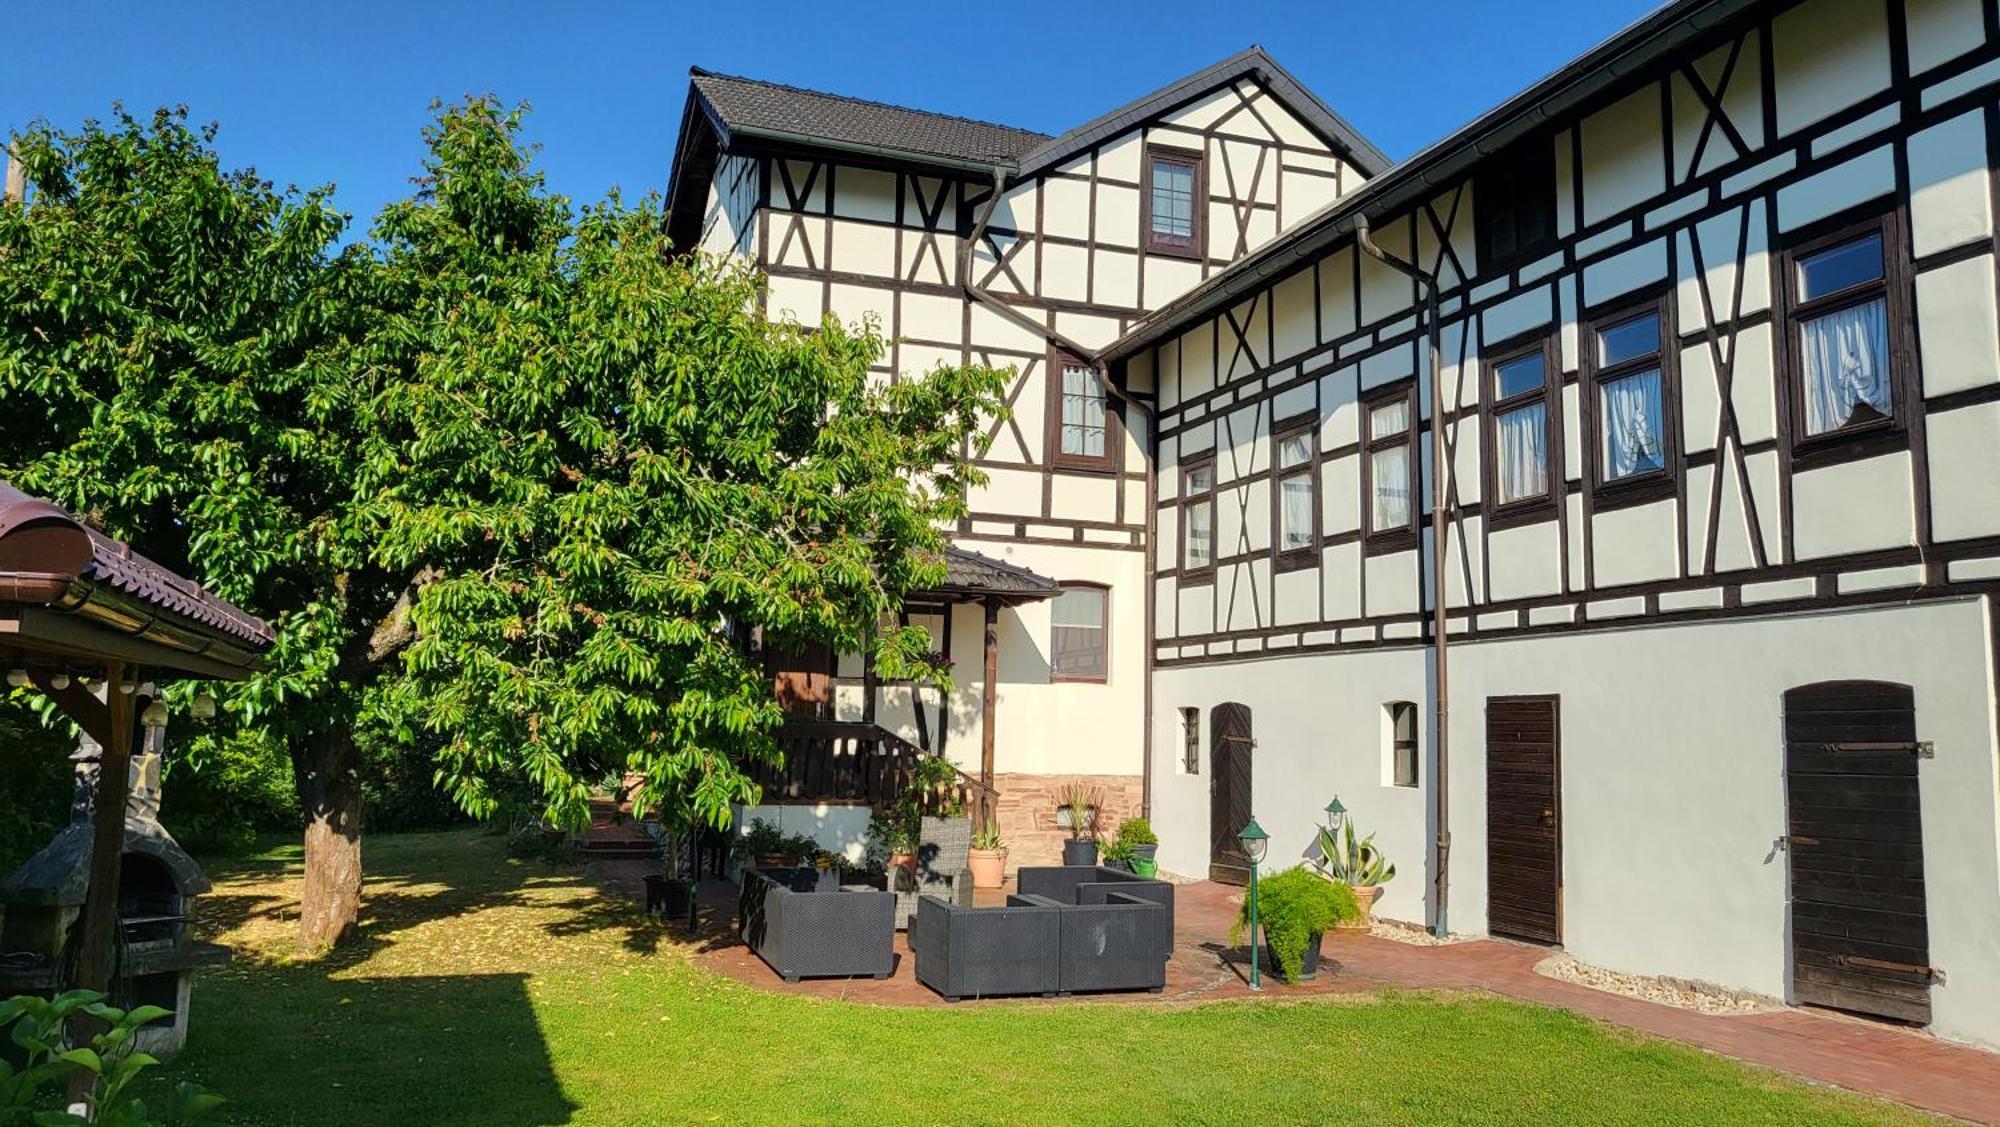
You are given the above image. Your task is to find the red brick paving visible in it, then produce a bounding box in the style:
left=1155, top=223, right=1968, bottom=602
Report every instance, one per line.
left=571, top=866, right=2000, bottom=1123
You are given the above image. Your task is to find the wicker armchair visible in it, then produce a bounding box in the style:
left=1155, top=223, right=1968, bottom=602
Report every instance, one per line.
left=888, top=815, right=974, bottom=929
left=737, top=867, right=894, bottom=983
left=1015, top=864, right=1176, bottom=938
left=909, top=894, right=1061, bottom=1001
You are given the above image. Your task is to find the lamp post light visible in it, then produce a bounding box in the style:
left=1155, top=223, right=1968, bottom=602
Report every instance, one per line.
left=1323, top=796, right=1347, bottom=835
left=1238, top=816, right=1270, bottom=991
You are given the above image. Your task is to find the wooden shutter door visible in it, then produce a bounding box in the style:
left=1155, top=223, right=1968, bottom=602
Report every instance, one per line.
left=1486, top=695, right=1562, bottom=944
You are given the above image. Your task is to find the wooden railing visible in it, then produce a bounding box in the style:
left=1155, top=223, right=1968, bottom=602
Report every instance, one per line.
left=755, top=720, right=996, bottom=818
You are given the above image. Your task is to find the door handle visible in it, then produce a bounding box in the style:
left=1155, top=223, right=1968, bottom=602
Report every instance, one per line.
left=1538, top=809, right=1555, bottom=827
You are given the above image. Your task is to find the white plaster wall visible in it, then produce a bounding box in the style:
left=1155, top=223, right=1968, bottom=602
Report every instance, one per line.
left=1153, top=598, right=2000, bottom=1049
left=730, top=802, right=876, bottom=864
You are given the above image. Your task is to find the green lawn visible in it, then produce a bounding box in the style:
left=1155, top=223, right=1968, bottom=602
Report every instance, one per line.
left=174, top=829, right=1929, bottom=1126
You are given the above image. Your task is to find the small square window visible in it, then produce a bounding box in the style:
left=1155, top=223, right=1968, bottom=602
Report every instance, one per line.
left=1597, top=312, right=1661, bottom=367
left=1494, top=353, right=1544, bottom=400
left=1798, top=233, right=1883, bottom=300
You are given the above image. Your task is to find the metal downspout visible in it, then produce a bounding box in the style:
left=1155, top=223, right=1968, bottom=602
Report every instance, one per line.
left=1356, top=214, right=1452, bottom=938
left=960, top=166, right=1160, bottom=818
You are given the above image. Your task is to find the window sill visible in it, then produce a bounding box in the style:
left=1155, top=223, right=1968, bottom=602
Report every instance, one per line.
left=1179, top=569, right=1216, bottom=588
left=1273, top=549, right=1319, bottom=573
left=1486, top=495, right=1558, bottom=531
left=1051, top=674, right=1108, bottom=685
left=1791, top=423, right=1907, bottom=472
left=1591, top=472, right=1676, bottom=512
left=1365, top=528, right=1421, bottom=555
left=1145, top=240, right=1204, bottom=261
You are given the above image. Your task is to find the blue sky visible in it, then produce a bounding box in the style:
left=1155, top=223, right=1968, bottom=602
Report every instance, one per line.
left=7, top=1, right=1659, bottom=233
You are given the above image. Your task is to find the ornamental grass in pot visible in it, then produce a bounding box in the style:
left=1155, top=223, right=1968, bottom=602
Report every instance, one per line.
left=968, top=819, right=1008, bottom=888
left=1231, top=866, right=1358, bottom=983
left=1314, top=820, right=1396, bottom=929
left=1058, top=783, right=1102, bottom=866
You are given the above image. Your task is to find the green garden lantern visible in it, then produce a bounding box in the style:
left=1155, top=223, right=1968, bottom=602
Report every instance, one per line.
left=1323, top=796, right=1347, bottom=834
left=1239, top=816, right=1270, bottom=990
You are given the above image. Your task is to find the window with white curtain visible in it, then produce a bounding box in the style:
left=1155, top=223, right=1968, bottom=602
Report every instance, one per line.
left=1050, top=585, right=1107, bottom=682
left=1593, top=307, right=1669, bottom=484
left=1490, top=346, right=1551, bottom=506
left=1055, top=360, right=1109, bottom=463
left=1788, top=228, right=1896, bottom=438
left=1183, top=459, right=1215, bottom=575
left=1274, top=426, right=1315, bottom=558
left=1364, top=388, right=1415, bottom=539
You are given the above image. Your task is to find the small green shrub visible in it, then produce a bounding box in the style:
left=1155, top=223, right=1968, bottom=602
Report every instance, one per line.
left=970, top=819, right=1004, bottom=851
left=1100, top=838, right=1135, bottom=865
left=1114, top=817, right=1157, bottom=846
left=1230, top=866, right=1357, bottom=982
left=0, top=989, right=222, bottom=1125
left=735, top=819, right=819, bottom=864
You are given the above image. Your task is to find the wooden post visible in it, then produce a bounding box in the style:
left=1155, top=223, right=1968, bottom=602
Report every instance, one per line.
left=980, top=597, right=999, bottom=826
left=860, top=620, right=877, bottom=725
left=3, top=149, right=24, bottom=205
left=75, top=661, right=132, bottom=995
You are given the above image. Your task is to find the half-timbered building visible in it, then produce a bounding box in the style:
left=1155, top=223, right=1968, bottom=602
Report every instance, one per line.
left=669, top=0, right=2000, bottom=1049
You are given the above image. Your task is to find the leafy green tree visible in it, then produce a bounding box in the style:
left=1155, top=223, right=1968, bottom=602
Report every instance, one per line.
left=1, top=101, right=1005, bottom=946
left=362, top=99, right=1006, bottom=831
left=0, top=107, right=399, bottom=950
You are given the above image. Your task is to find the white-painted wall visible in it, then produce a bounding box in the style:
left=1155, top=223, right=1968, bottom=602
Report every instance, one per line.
left=1152, top=597, right=2000, bottom=1049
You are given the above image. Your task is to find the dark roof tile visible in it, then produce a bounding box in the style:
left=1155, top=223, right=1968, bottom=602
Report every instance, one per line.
left=690, top=69, right=1049, bottom=168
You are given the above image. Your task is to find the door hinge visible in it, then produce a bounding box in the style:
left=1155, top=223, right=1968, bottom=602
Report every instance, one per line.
left=1840, top=955, right=1944, bottom=983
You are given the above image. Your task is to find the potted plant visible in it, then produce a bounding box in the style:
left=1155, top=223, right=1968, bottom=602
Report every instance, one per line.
left=1314, top=819, right=1396, bottom=928
left=968, top=819, right=1008, bottom=888
left=1116, top=817, right=1159, bottom=877
left=1100, top=837, right=1136, bottom=871
left=1059, top=783, right=1102, bottom=866
left=866, top=811, right=919, bottom=878
left=1231, top=866, right=1358, bottom=983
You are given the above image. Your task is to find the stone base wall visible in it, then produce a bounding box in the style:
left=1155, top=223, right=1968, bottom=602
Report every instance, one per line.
left=990, top=773, right=1144, bottom=873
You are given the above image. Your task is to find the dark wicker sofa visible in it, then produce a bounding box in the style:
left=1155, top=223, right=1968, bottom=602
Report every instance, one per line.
left=910, top=889, right=1169, bottom=1001
left=1015, top=865, right=1176, bottom=938
left=737, top=867, right=894, bottom=983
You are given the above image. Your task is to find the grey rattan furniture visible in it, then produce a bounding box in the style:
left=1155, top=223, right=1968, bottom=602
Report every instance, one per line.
left=737, top=867, right=894, bottom=983
left=910, top=890, right=1169, bottom=1000
left=909, top=894, right=1061, bottom=1001
left=888, top=815, right=975, bottom=929
left=1015, top=864, right=1176, bottom=938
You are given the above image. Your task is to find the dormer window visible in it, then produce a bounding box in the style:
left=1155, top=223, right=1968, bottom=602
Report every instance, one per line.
left=1144, top=146, right=1203, bottom=259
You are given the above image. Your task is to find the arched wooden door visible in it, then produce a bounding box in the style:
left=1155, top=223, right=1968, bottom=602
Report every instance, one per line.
left=1783, top=681, right=1932, bottom=1024
left=1209, top=703, right=1254, bottom=885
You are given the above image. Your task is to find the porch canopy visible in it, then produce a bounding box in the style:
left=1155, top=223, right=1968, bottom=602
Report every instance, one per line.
left=0, top=480, right=274, bottom=1003
left=910, top=547, right=1058, bottom=816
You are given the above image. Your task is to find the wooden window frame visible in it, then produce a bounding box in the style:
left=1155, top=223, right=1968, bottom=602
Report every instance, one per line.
left=1776, top=207, right=1915, bottom=470
left=1387, top=700, right=1419, bottom=788
left=1472, top=135, right=1557, bottom=273
left=1049, top=581, right=1110, bottom=685
left=1045, top=346, right=1121, bottom=473
left=1270, top=414, right=1320, bottom=572
left=1142, top=144, right=1206, bottom=261
left=1582, top=292, right=1679, bottom=511
left=1482, top=333, right=1560, bottom=527
left=1361, top=380, right=1420, bottom=552
left=1180, top=453, right=1218, bottom=585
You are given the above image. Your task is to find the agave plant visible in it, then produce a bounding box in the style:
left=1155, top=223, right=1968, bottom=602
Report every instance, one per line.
left=1315, top=821, right=1396, bottom=886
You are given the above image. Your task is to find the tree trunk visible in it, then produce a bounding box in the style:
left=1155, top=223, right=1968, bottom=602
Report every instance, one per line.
left=297, top=724, right=363, bottom=951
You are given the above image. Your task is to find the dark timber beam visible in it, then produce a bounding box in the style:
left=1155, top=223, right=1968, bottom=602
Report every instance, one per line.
left=980, top=597, right=999, bottom=825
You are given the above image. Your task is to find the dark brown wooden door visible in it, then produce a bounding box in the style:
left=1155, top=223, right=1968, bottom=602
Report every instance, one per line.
left=1486, top=696, right=1561, bottom=944
left=1784, top=682, right=1931, bottom=1025
left=1209, top=703, right=1253, bottom=885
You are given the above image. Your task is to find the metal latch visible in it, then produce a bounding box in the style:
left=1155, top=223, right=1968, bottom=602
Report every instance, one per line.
left=1840, top=955, right=1944, bottom=983
left=1818, top=741, right=1934, bottom=759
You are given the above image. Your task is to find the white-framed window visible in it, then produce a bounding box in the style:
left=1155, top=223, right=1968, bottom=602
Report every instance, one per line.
left=1384, top=701, right=1418, bottom=788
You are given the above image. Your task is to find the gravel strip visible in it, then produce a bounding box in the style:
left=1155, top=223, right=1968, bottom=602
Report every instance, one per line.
left=1536, top=952, right=1779, bottom=1014
left=1367, top=918, right=1470, bottom=946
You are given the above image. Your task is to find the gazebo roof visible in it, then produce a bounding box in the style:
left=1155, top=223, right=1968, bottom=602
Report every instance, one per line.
left=916, top=546, right=1060, bottom=606
left=0, top=481, right=274, bottom=680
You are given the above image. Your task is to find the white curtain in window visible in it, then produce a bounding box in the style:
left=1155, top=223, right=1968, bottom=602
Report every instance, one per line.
left=1281, top=474, right=1313, bottom=550
left=1495, top=403, right=1547, bottom=504
left=1372, top=447, right=1411, bottom=529
left=1601, top=369, right=1665, bottom=479
left=1800, top=297, right=1891, bottom=435
left=1369, top=399, right=1410, bottom=440
left=1186, top=500, right=1213, bottom=568
left=1062, top=365, right=1106, bottom=456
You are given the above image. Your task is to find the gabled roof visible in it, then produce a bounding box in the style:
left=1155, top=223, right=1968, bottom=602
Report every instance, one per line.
left=1016, top=46, right=1389, bottom=178
left=1100, top=0, right=1759, bottom=363
left=688, top=68, right=1051, bottom=171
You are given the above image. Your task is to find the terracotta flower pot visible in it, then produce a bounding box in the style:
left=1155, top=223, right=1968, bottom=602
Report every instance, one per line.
left=1342, top=883, right=1383, bottom=929
left=887, top=850, right=918, bottom=879
left=968, top=847, right=1008, bottom=889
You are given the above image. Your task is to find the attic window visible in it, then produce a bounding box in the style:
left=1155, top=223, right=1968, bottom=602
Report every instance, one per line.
left=1473, top=136, right=1557, bottom=272
left=1145, top=146, right=1203, bottom=259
